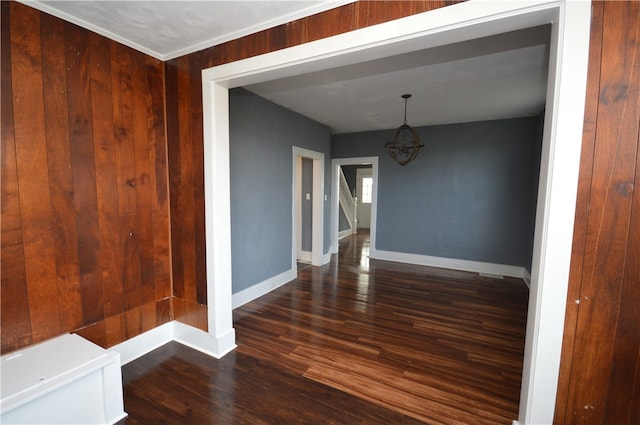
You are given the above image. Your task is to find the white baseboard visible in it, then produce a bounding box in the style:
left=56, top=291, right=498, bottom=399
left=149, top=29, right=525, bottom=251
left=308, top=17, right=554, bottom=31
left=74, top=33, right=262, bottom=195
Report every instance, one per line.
left=523, top=269, right=532, bottom=288
left=111, top=320, right=237, bottom=365
left=112, top=322, right=173, bottom=365
left=371, top=249, right=528, bottom=280
left=338, top=228, right=352, bottom=239
left=232, top=268, right=297, bottom=309
left=172, top=321, right=236, bottom=359
left=297, top=250, right=311, bottom=263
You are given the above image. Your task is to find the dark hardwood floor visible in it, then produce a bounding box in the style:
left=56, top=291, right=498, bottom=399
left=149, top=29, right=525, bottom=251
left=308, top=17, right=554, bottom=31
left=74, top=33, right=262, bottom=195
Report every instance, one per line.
left=121, top=232, right=529, bottom=424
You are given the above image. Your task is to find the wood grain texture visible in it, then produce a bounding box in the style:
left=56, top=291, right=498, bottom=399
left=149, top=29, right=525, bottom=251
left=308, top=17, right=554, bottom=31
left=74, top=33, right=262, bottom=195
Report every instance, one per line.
left=1, top=2, right=171, bottom=353
left=557, top=2, right=640, bottom=424
left=1, top=1, right=32, bottom=352
left=121, top=232, right=528, bottom=425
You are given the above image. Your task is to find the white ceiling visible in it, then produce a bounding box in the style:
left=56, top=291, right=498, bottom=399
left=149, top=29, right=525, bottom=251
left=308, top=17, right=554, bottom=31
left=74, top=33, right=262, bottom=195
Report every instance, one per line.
left=21, top=0, right=355, bottom=60
left=21, top=1, right=550, bottom=134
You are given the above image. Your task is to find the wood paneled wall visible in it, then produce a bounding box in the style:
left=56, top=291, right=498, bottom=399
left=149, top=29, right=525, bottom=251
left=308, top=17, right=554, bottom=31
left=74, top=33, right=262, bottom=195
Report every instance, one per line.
left=3, top=1, right=639, bottom=422
left=555, top=2, right=640, bottom=424
left=164, top=0, right=456, bottom=331
left=1, top=1, right=172, bottom=353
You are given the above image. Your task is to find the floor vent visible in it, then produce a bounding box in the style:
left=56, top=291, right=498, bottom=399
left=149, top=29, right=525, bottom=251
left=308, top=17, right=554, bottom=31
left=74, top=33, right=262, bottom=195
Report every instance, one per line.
left=479, top=272, right=504, bottom=279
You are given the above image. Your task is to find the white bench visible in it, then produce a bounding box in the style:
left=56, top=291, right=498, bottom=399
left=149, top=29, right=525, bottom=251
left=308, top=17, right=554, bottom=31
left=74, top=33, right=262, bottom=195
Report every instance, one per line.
left=1, top=333, right=126, bottom=424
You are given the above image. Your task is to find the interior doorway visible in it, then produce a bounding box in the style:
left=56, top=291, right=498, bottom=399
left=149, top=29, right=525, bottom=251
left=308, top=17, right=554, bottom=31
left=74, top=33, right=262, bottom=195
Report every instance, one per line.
left=355, top=167, right=373, bottom=230
left=202, top=3, right=591, bottom=423
left=292, top=147, right=324, bottom=269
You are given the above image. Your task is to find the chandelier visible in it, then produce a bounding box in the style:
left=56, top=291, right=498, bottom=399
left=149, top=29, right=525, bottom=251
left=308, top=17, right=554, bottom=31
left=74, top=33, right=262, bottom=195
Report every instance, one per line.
left=385, top=94, right=424, bottom=166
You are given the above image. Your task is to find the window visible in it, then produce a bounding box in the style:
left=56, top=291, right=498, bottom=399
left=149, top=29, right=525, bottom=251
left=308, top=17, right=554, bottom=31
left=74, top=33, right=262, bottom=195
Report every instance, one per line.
left=361, top=177, right=373, bottom=204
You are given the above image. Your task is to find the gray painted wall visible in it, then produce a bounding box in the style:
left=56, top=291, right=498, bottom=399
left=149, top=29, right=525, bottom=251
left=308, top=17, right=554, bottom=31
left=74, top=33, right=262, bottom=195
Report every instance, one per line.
left=230, top=88, right=332, bottom=294
left=332, top=117, right=542, bottom=268
left=301, top=158, right=313, bottom=251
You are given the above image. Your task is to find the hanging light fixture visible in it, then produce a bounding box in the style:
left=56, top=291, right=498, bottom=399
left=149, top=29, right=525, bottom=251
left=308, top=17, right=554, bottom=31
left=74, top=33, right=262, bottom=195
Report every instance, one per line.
left=385, top=94, right=424, bottom=166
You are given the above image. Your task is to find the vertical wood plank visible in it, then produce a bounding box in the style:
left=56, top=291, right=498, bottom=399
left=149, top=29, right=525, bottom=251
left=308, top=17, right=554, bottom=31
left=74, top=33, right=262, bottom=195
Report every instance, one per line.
left=130, top=51, right=155, bottom=307
left=89, top=31, right=123, bottom=318
left=65, top=21, right=105, bottom=325
left=166, top=59, right=184, bottom=301
left=562, top=2, right=640, bottom=423
left=177, top=56, right=196, bottom=303
left=10, top=3, right=63, bottom=343
left=603, top=127, right=640, bottom=424
left=1, top=1, right=32, bottom=353
left=189, top=53, right=207, bottom=306
left=40, top=13, right=83, bottom=332
left=111, top=44, right=142, bottom=312
left=147, top=57, right=172, bottom=302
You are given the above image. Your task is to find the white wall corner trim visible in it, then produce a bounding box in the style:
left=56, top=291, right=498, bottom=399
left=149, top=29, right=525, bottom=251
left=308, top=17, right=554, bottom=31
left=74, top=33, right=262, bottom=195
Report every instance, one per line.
left=111, top=320, right=237, bottom=365
left=202, top=1, right=592, bottom=423
left=372, top=249, right=528, bottom=280
left=232, top=268, right=298, bottom=309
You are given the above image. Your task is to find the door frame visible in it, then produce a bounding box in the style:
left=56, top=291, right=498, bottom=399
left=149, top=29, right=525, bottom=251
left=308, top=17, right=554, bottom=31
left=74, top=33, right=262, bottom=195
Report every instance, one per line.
left=331, top=157, right=378, bottom=254
left=355, top=167, right=373, bottom=230
left=201, top=2, right=591, bottom=423
left=292, top=147, right=324, bottom=268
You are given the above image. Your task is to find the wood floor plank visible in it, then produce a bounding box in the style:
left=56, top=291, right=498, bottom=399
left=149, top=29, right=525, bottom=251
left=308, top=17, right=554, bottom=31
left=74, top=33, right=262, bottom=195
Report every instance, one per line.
left=121, top=231, right=527, bottom=424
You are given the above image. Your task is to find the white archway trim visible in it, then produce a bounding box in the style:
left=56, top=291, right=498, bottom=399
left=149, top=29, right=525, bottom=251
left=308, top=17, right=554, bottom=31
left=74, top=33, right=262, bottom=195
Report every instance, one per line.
left=330, top=157, right=378, bottom=255
left=201, top=1, right=591, bottom=423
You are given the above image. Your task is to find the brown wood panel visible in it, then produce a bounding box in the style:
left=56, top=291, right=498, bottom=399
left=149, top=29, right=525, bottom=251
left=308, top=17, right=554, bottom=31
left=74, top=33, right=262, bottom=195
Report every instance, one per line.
left=187, top=53, right=207, bottom=307
left=1, top=1, right=32, bottom=353
left=112, top=43, right=143, bottom=313
left=559, top=2, right=640, bottom=424
left=146, top=56, right=172, bottom=302
left=130, top=51, right=155, bottom=307
left=41, top=13, right=84, bottom=332
left=172, top=297, right=207, bottom=332
left=65, top=21, right=105, bottom=325
left=10, top=3, right=63, bottom=343
left=90, top=31, right=123, bottom=318
left=2, top=2, right=170, bottom=353
left=165, top=60, right=184, bottom=301
left=603, top=128, right=640, bottom=424
left=177, top=56, right=197, bottom=303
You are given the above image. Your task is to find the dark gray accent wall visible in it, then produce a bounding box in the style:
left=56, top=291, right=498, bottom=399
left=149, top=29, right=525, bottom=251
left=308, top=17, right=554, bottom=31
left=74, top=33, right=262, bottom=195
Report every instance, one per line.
left=301, top=158, right=313, bottom=251
left=332, top=117, right=542, bottom=268
left=230, top=88, right=332, bottom=294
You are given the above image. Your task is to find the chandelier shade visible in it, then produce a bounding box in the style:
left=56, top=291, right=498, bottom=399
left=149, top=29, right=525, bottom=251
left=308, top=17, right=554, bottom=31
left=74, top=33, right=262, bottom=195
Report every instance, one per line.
left=384, top=94, right=424, bottom=166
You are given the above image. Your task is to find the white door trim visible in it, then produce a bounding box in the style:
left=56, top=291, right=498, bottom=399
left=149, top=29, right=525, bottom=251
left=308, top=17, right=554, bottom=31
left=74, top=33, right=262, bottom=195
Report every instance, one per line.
left=202, top=2, right=591, bottom=423
left=330, top=157, right=378, bottom=255
left=292, top=147, right=325, bottom=268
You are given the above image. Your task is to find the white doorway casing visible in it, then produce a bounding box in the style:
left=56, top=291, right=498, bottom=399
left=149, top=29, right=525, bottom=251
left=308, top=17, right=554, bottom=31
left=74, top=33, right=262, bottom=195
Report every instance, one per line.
left=201, top=2, right=591, bottom=424
left=330, top=157, right=379, bottom=255
left=292, top=147, right=325, bottom=268
left=355, top=168, right=373, bottom=229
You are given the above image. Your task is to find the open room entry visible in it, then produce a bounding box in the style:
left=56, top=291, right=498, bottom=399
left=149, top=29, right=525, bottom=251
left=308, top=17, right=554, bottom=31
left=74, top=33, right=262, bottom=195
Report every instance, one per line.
left=202, top=2, right=590, bottom=423
left=293, top=147, right=325, bottom=268
left=331, top=157, right=378, bottom=255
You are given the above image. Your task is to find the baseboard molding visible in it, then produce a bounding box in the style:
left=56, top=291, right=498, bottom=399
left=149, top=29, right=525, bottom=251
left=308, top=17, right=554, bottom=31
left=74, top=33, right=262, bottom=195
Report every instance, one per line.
left=112, top=322, right=173, bottom=365
left=321, top=251, right=332, bottom=265
left=111, top=321, right=237, bottom=366
left=371, top=249, right=528, bottom=280
left=232, top=268, right=297, bottom=309
left=297, top=250, right=311, bottom=263
left=338, top=229, right=352, bottom=239
left=522, top=269, right=532, bottom=288
left=172, top=321, right=236, bottom=359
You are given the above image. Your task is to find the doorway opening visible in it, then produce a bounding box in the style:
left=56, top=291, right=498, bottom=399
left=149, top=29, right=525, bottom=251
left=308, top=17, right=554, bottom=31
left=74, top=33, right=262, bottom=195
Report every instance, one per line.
left=292, top=147, right=324, bottom=269
left=202, top=2, right=591, bottom=423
